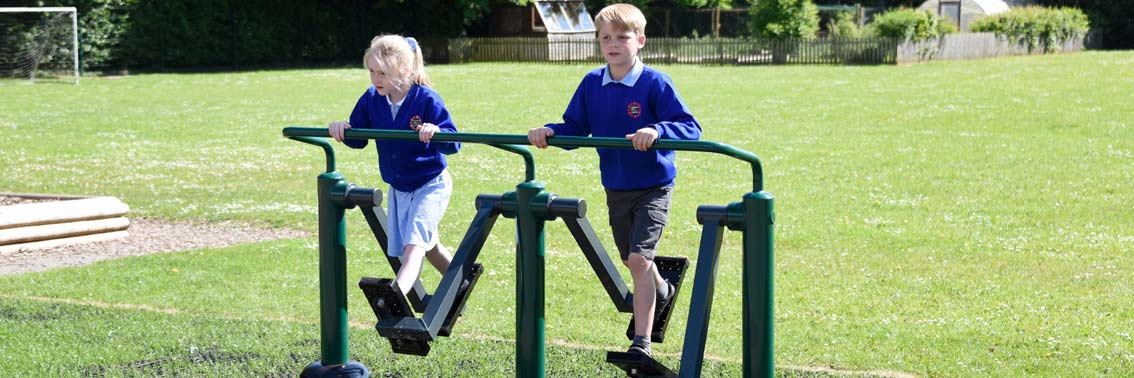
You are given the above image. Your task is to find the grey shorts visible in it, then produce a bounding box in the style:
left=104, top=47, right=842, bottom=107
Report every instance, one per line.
left=605, top=185, right=673, bottom=261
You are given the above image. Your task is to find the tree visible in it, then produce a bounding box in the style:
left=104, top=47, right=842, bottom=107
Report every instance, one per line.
left=676, top=0, right=734, bottom=37
left=1030, top=0, right=1133, bottom=49
left=747, top=0, right=818, bottom=63
left=747, top=0, right=819, bottom=39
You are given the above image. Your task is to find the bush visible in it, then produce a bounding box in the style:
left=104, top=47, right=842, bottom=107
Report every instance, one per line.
left=1031, top=0, right=1130, bottom=49
left=970, top=6, right=1090, bottom=53
left=867, top=8, right=955, bottom=42
left=828, top=10, right=864, bottom=38
left=4, top=0, right=495, bottom=70
left=747, top=0, right=820, bottom=39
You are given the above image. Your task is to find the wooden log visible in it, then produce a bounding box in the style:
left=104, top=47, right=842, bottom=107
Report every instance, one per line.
left=0, top=230, right=129, bottom=254
left=0, top=196, right=129, bottom=230
left=0, top=217, right=130, bottom=246
left=0, top=192, right=89, bottom=201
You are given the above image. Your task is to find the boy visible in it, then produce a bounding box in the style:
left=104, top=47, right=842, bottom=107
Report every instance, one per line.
left=527, top=3, right=702, bottom=357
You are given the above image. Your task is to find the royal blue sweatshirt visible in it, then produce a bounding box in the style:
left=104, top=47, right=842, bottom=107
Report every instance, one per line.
left=545, top=65, right=701, bottom=191
left=344, top=85, right=460, bottom=192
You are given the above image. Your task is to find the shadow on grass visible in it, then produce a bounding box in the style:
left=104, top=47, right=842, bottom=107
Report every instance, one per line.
left=3, top=298, right=908, bottom=378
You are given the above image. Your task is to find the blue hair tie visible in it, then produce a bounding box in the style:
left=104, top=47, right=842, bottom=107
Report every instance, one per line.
left=405, top=37, right=418, bottom=52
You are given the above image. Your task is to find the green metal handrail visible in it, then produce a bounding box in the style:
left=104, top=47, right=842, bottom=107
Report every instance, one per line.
left=283, top=127, right=536, bottom=182
left=287, top=135, right=337, bottom=173
left=282, top=127, right=765, bottom=192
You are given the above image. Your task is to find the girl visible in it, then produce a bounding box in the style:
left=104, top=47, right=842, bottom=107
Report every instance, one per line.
left=329, top=35, right=459, bottom=298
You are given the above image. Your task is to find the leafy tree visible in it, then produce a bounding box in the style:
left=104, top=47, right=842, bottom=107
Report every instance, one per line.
left=675, top=0, right=733, bottom=7
left=677, top=0, right=734, bottom=37
left=828, top=10, right=863, bottom=38
left=1030, top=0, right=1132, bottom=49
left=747, top=0, right=819, bottom=39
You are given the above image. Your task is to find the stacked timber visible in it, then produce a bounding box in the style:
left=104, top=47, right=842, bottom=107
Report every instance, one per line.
left=0, top=194, right=130, bottom=254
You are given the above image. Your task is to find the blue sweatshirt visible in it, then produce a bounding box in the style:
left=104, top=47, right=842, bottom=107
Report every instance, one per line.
left=344, top=84, right=460, bottom=192
left=545, top=64, right=701, bottom=191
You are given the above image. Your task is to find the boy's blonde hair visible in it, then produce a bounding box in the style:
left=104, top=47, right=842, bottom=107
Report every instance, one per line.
left=594, top=3, right=647, bottom=35
left=363, top=35, right=432, bottom=91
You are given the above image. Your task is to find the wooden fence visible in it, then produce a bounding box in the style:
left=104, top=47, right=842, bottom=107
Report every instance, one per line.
left=441, top=37, right=901, bottom=65
left=896, top=32, right=1089, bottom=64
left=423, top=34, right=1090, bottom=66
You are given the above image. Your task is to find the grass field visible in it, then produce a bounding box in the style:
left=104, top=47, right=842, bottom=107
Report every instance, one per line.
left=1, top=51, right=1132, bottom=377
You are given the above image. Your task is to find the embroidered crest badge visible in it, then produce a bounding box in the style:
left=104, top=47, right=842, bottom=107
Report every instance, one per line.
left=409, top=115, right=423, bottom=131
left=627, top=101, right=641, bottom=119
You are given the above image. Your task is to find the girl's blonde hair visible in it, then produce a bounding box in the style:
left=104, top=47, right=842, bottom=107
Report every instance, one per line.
left=363, top=35, right=432, bottom=91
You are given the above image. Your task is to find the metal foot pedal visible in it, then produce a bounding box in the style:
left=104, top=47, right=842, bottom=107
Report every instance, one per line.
left=387, top=335, right=430, bottom=356
left=438, top=263, right=484, bottom=337
left=359, top=277, right=413, bottom=320
left=606, top=351, right=677, bottom=378
left=359, top=277, right=432, bottom=356
left=626, top=256, right=688, bottom=343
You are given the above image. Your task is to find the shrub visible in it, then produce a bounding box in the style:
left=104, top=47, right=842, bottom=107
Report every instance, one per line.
left=828, top=10, right=864, bottom=38
left=970, top=6, right=1090, bottom=53
left=747, top=0, right=820, bottom=39
left=867, top=8, right=955, bottom=42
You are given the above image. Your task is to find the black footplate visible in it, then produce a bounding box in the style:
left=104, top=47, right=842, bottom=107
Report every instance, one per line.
left=359, top=277, right=432, bottom=356
left=438, top=263, right=484, bottom=337
left=359, top=277, right=413, bottom=320
left=606, top=351, right=677, bottom=378
left=386, top=335, right=430, bottom=356
left=626, top=256, right=688, bottom=343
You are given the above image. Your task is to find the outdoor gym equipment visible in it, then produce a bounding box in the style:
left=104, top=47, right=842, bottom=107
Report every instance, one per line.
left=283, top=127, right=774, bottom=378
left=285, top=132, right=528, bottom=376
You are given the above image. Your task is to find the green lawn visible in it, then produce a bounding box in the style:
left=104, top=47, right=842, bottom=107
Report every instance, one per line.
left=1, top=51, right=1132, bottom=377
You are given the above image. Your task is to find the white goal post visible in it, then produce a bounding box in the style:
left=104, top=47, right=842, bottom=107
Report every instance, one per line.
left=0, top=7, right=79, bottom=84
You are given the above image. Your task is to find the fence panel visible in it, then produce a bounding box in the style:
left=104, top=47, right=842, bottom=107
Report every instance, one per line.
left=442, top=34, right=1085, bottom=66
left=897, top=32, right=1088, bottom=64
left=447, top=37, right=900, bottom=66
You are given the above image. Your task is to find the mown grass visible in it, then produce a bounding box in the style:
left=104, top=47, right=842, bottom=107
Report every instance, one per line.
left=1, top=51, right=1132, bottom=377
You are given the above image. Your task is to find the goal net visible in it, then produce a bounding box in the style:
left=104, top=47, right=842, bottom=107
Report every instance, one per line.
left=0, top=7, right=79, bottom=84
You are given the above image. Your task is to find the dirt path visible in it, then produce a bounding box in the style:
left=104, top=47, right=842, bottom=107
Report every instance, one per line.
left=0, top=217, right=308, bottom=276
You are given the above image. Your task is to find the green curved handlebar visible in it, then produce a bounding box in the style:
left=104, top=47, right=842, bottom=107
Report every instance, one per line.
left=282, top=127, right=765, bottom=191
left=283, top=128, right=535, bottom=181
left=287, top=135, right=336, bottom=173
left=487, top=144, right=536, bottom=182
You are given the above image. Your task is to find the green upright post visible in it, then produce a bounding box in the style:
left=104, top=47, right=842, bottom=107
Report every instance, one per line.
left=514, top=181, right=548, bottom=377
left=742, top=191, right=775, bottom=378
left=319, top=172, right=350, bottom=365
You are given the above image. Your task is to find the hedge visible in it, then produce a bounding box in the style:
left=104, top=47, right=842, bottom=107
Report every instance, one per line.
left=9, top=0, right=488, bottom=70
left=970, top=6, right=1090, bottom=53
left=867, top=8, right=956, bottom=42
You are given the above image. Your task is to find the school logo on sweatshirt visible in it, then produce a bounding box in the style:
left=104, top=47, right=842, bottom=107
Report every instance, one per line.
left=409, top=115, right=423, bottom=131
left=627, top=101, right=641, bottom=118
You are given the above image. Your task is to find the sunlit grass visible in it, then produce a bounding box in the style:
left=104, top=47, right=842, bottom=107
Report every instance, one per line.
left=1, top=51, right=1132, bottom=376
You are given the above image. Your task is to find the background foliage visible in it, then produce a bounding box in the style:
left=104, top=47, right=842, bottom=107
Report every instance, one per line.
left=1033, top=0, right=1132, bottom=49
left=2, top=0, right=1127, bottom=72
left=971, top=6, right=1091, bottom=53
left=868, top=8, right=955, bottom=42
left=746, top=0, right=819, bottom=39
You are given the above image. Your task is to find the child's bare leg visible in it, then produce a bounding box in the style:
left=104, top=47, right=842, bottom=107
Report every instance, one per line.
left=626, top=253, right=658, bottom=339
left=395, top=245, right=427, bottom=296
left=654, top=268, right=667, bottom=291
left=425, top=243, right=452, bottom=273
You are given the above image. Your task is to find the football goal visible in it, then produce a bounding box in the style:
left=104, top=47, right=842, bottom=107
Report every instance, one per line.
left=0, top=7, right=79, bottom=84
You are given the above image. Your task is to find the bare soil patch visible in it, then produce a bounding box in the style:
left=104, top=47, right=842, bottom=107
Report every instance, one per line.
left=1, top=196, right=308, bottom=275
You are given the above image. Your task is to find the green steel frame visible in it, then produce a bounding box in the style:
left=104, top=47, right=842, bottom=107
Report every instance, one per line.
left=283, top=127, right=774, bottom=378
